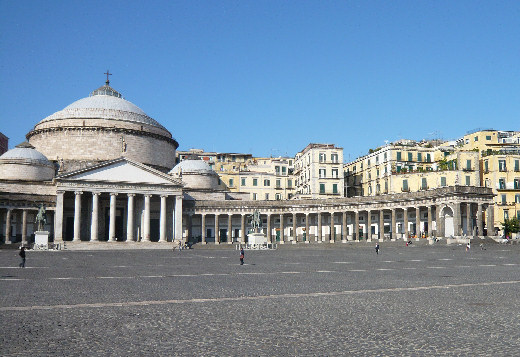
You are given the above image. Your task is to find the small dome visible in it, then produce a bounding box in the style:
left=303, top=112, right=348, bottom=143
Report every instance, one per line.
left=169, top=159, right=214, bottom=174
left=169, top=158, right=219, bottom=190
left=0, top=142, right=54, bottom=181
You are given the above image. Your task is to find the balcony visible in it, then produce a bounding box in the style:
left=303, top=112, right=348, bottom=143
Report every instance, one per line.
left=401, top=187, right=410, bottom=192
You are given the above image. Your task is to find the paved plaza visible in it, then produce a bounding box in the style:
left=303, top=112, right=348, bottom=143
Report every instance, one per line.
left=1, top=243, right=519, bottom=356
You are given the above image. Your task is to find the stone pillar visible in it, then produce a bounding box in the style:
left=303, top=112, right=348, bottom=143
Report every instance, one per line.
left=73, top=191, right=82, bottom=242
left=54, top=191, right=64, bottom=242
left=267, top=213, right=272, bottom=243
left=305, top=213, right=310, bottom=243
left=215, top=214, right=220, bottom=244
left=201, top=214, right=206, bottom=244
left=415, top=207, right=421, bottom=238
left=391, top=209, right=396, bottom=240
left=317, top=212, right=322, bottom=242
left=126, top=194, right=135, bottom=242
left=486, top=204, right=495, bottom=236
left=279, top=213, right=284, bottom=243
left=453, top=202, right=461, bottom=236
left=21, top=209, right=28, bottom=245
left=174, top=195, right=183, bottom=243
left=342, top=211, right=347, bottom=242
left=403, top=208, right=409, bottom=239
left=354, top=210, right=359, bottom=240
left=366, top=210, right=372, bottom=241
left=109, top=193, right=117, bottom=242
left=143, top=194, right=151, bottom=242
left=329, top=212, right=335, bottom=242
left=379, top=209, right=385, bottom=240
left=91, top=192, right=100, bottom=242
left=293, top=213, right=297, bottom=242
left=5, top=209, right=12, bottom=244
left=437, top=205, right=444, bottom=238
left=240, top=214, right=246, bottom=243
left=159, top=195, right=167, bottom=242
left=477, top=203, right=483, bottom=237
left=466, top=203, right=473, bottom=237
left=427, top=206, right=432, bottom=238
left=227, top=214, right=233, bottom=244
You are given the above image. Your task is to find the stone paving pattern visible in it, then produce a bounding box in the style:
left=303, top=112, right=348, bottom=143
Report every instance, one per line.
left=1, top=243, right=519, bottom=356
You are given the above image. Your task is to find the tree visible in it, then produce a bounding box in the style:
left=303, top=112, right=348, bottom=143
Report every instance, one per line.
left=502, top=218, right=520, bottom=238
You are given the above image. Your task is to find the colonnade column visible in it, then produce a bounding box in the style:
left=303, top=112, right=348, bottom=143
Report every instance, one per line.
left=4, top=209, right=12, bottom=244
left=21, top=209, right=28, bottom=245
left=415, top=207, right=421, bottom=237
left=391, top=208, right=396, bottom=240
left=240, top=214, right=246, bottom=243
left=126, top=194, right=135, bottom=242
left=227, top=214, right=232, bottom=244
left=427, top=206, right=432, bottom=238
left=201, top=214, right=206, bottom=244
left=159, top=195, right=167, bottom=242
left=453, top=202, right=461, bottom=236
left=366, top=210, right=372, bottom=241
left=305, top=213, right=310, bottom=243
left=73, top=191, right=82, bottom=242
left=477, top=203, right=483, bottom=237
left=54, top=191, right=64, bottom=242
left=486, top=204, right=495, bottom=236
left=143, top=194, right=151, bottom=242
left=215, top=214, right=220, bottom=244
left=279, top=213, right=284, bottom=243
left=109, top=193, right=117, bottom=242
left=354, top=210, right=359, bottom=240
left=342, top=212, right=347, bottom=242
left=329, top=212, right=335, bottom=243
left=379, top=209, right=384, bottom=240
left=293, top=213, right=297, bottom=243
left=175, top=195, right=183, bottom=243
left=437, top=205, right=444, bottom=238
left=91, top=192, right=100, bottom=242
left=317, top=212, right=322, bottom=242
left=266, top=214, right=272, bottom=243
left=466, top=203, right=473, bottom=237
left=403, top=208, right=409, bottom=239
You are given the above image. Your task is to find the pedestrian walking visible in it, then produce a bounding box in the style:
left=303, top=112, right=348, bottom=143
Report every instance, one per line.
left=375, top=243, right=380, bottom=255
left=178, top=241, right=182, bottom=252
left=19, top=247, right=26, bottom=268
left=466, top=242, right=471, bottom=252
left=240, top=247, right=245, bottom=265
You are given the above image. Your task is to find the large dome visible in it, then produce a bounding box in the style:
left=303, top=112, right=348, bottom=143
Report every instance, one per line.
left=26, top=81, right=178, bottom=172
left=0, top=142, right=54, bottom=181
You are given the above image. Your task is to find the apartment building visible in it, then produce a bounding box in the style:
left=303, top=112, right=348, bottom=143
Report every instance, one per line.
left=294, top=143, right=345, bottom=199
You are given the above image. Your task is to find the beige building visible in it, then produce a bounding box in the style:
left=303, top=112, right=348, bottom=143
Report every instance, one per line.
left=294, top=143, right=345, bottom=199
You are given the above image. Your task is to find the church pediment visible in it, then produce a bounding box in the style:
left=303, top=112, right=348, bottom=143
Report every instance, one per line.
left=56, top=158, right=182, bottom=186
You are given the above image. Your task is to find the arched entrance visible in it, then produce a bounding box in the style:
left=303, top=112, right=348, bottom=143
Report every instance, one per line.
left=442, top=206, right=454, bottom=237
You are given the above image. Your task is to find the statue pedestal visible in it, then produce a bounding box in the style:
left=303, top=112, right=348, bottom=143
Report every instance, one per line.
left=34, top=231, right=49, bottom=248
left=248, top=232, right=267, bottom=245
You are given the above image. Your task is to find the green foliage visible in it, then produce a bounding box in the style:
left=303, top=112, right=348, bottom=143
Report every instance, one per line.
left=502, top=218, right=520, bottom=237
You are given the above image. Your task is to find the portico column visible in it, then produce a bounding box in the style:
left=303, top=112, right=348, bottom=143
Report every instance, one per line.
left=427, top=206, right=432, bottom=238
left=143, top=194, right=151, bottom=242
left=109, top=193, right=117, bottom=242
left=403, top=208, right=409, bottom=239
left=267, top=213, right=272, bottom=243
left=90, top=192, right=100, bottom=242
left=5, top=209, right=12, bottom=244
left=174, top=195, right=183, bottom=243
left=415, top=207, right=421, bottom=238
left=486, top=204, right=495, bottom=236
left=159, top=195, right=167, bottom=242
left=379, top=209, right=385, bottom=240
left=466, top=203, right=473, bottom=237
left=477, top=203, right=483, bottom=237
left=21, top=209, right=28, bottom=245
left=126, top=194, right=135, bottom=242
left=201, top=214, right=207, bottom=244
left=366, top=210, right=372, bottom=241
left=227, top=214, right=232, bottom=244
left=73, top=191, right=82, bottom=242
left=354, top=210, right=359, bottom=240
left=215, top=214, right=220, bottom=244
left=279, top=213, right=285, bottom=243
left=317, top=212, right=322, bottom=242
left=329, top=212, right=335, bottom=242
left=305, top=213, right=310, bottom=243
left=437, top=205, right=444, bottom=237
left=453, top=202, right=461, bottom=236
left=391, top=208, right=396, bottom=240
left=54, top=191, right=64, bottom=242
left=292, top=213, right=298, bottom=242
left=240, top=214, right=246, bottom=243
left=342, top=211, right=347, bottom=242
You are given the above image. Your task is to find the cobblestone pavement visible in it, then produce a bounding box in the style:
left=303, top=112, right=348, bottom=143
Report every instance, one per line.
left=1, top=243, right=519, bottom=356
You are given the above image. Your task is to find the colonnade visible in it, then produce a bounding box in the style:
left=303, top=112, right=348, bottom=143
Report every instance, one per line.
left=0, top=207, right=54, bottom=244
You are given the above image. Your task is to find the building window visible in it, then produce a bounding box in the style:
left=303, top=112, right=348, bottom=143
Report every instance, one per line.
left=253, top=178, right=258, bottom=186
left=217, top=178, right=221, bottom=185
left=421, top=178, right=427, bottom=190
left=252, top=193, right=257, bottom=200
left=515, top=194, right=520, bottom=203
left=320, top=183, right=325, bottom=194
left=287, top=179, right=292, bottom=188
left=440, top=177, right=446, bottom=187
left=501, top=194, right=506, bottom=204
left=331, top=153, right=338, bottom=163
left=265, top=193, right=269, bottom=200
left=275, top=194, right=281, bottom=200
left=275, top=166, right=280, bottom=174
left=408, top=152, right=413, bottom=161
left=504, top=210, right=509, bottom=220
left=417, top=153, right=422, bottom=162
left=515, top=160, right=520, bottom=172
left=499, top=178, right=506, bottom=189
left=397, top=152, right=402, bottom=161
left=465, top=176, right=470, bottom=186
left=333, top=184, right=338, bottom=194
left=474, top=136, right=478, bottom=142
left=276, top=179, right=281, bottom=188
left=319, top=153, right=326, bottom=163
left=332, top=168, right=338, bottom=178
left=241, top=178, right=246, bottom=186
left=229, top=178, right=234, bottom=187
left=499, top=160, right=507, bottom=172
left=466, top=160, right=471, bottom=170
left=514, top=178, right=520, bottom=189
left=367, top=159, right=371, bottom=166
left=484, top=161, right=489, bottom=172
left=402, top=179, right=409, bottom=191
left=486, top=135, right=492, bottom=140
left=264, top=179, right=270, bottom=186
left=426, top=153, right=431, bottom=162
left=319, top=168, right=326, bottom=178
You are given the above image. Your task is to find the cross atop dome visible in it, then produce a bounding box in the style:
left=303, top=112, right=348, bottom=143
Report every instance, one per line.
left=104, top=70, right=112, bottom=85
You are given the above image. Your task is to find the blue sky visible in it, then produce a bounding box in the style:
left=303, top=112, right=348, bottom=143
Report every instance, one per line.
left=1, top=1, right=518, bottom=161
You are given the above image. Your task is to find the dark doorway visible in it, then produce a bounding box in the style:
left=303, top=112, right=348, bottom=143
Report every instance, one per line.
left=150, top=218, right=159, bottom=242
left=66, top=217, right=74, bottom=241
left=220, top=229, right=228, bottom=242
